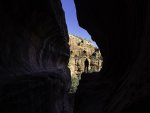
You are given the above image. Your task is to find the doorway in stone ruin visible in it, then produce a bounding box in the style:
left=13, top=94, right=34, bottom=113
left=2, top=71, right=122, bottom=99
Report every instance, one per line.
left=61, top=0, right=103, bottom=93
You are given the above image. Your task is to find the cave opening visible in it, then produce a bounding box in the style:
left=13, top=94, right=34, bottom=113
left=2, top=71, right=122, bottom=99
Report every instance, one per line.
left=61, top=0, right=103, bottom=93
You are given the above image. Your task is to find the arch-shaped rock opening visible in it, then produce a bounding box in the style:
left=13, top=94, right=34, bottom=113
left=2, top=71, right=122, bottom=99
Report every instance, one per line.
left=0, top=0, right=150, bottom=113
left=61, top=0, right=103, bottom=97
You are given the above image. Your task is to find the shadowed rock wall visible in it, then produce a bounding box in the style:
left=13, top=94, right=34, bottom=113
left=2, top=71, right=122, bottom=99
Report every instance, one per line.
left=0, top=0, right=71, bottom=113
left=74, top=0, right=150, bottom=113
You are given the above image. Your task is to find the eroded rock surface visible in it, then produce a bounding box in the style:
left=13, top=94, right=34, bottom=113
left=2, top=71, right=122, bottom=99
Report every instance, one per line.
left=74, top=0, right=150, bottom=113
left=68, top=34, right=102, bottom=78
left=0, top=0, right=71, bottom=113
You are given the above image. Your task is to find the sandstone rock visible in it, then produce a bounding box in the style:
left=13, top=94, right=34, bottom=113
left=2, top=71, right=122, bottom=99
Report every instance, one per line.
left=68, top=34, right=102, bottom=78
left=74, top=0, right=150, bottom=113
left=0, top=0, right=71, bottom=113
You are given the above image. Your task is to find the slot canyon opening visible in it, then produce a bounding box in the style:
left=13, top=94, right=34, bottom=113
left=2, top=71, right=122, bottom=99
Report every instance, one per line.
left=0, top=0, right=149, bottom=113
left=61, top=0, right=103, bottom=93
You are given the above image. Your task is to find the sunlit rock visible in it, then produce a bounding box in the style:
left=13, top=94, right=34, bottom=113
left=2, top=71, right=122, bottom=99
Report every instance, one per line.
left=68, top=34, right=102, bottom=78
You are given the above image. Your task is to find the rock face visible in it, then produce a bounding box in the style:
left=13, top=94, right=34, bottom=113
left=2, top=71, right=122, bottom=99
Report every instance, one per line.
left=0, top=0, right=71, bottom=113
left=74, top=0, right=150, bottom=113
left=68, top=34, right=102, bottom=78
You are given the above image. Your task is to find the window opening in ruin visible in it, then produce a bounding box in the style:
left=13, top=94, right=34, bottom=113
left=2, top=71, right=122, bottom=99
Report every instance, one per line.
left=61, top=0, right=103, bottom=93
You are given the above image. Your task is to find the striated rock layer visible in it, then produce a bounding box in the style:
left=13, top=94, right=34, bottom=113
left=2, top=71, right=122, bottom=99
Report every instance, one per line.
left=74, top=0, right=150, bottom=113
left=0, top=0, right=71, bottom=113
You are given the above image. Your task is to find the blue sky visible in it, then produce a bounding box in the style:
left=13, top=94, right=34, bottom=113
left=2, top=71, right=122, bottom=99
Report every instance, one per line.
left=61, top=0, right=97, bottom=47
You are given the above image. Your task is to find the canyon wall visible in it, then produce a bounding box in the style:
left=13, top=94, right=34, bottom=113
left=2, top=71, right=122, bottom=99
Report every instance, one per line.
left=0, top=0, right=150, bottom=113
left=68, top=34, right=102, bottom=78
left=74, top=0, right=150, bottom=113
left=0, top=0, right=71, bottom=113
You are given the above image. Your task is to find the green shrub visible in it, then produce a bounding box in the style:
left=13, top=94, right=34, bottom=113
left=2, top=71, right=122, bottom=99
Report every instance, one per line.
left=69, top=77, right=80, bottom=94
